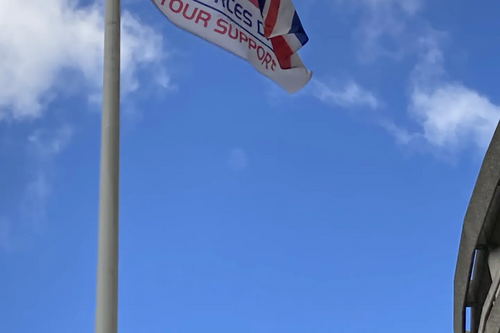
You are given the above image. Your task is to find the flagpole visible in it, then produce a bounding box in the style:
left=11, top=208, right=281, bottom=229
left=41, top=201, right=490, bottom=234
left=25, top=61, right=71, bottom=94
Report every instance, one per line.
left=95, top=0, right=121, bottom=331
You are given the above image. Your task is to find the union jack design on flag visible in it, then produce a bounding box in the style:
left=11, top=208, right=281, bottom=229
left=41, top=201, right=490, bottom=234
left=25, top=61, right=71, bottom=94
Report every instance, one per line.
left=256, top=0, right=309, bottom=70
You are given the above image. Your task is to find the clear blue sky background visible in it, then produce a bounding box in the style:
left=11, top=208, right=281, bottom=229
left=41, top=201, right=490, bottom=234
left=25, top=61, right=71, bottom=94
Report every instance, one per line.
left=1, top=0, right=499, bottom=332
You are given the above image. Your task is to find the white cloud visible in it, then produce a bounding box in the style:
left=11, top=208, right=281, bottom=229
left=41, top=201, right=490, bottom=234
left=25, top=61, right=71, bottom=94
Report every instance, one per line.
left=313, top=80, right=379, bottom=109
left=228, top=148, right=248, bottom=171
left=399, top=35, right=500, bottom=151
left=409, top=85, right=500, bottom=150
left=0, top=0, right=169, bottom=120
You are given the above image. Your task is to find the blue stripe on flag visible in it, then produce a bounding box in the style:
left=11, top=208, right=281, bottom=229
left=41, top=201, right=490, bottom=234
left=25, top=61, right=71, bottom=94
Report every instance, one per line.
left=288, top=12, right=308, bottom=46
left=257, top=0, right=266, bottom=14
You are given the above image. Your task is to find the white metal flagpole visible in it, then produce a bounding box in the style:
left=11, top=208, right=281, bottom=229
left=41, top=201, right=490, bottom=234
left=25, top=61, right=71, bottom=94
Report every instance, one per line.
left=95, top=0, right=121, bottom=331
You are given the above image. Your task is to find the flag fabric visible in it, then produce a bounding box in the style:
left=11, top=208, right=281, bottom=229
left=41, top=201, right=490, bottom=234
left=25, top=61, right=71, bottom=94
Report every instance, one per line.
left=258, top=0, right=309, bottom=70
left=152, top=0, right=312, bottom=93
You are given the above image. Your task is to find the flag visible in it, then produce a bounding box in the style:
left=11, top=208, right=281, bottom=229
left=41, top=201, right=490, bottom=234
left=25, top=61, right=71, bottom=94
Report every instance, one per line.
left=152, top=0, right=312, bottom=93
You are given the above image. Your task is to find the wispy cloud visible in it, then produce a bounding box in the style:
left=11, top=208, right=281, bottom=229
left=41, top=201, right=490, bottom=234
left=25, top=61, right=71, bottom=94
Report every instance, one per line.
left=0, top=124, right=73, bottom=251
left=0, top=0, right=175, bottom=250
left=312, top=79, right=379, bottom=110
left=325, top=0, right=500, bottom=154
left=28, top=125, right=73, bottom=157
left=228, top=148, right=248, bottom=171
left=335, top=0, right=423, bottom=62
left=23, top=125, right=73, bottom=230
left=0, top=0, right=171, bottom=120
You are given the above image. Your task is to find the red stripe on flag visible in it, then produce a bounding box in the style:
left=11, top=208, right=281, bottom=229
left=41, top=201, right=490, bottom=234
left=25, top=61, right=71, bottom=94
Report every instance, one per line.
left=264, top=0, right=281, bottom=37
left=271, top=35, right=292, bottom=69
left=248, top=0, right=259, bottom=8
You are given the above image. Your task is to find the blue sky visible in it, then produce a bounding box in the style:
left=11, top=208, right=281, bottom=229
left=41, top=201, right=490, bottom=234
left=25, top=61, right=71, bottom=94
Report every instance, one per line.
left=0, top=0, right=499, bottom=332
